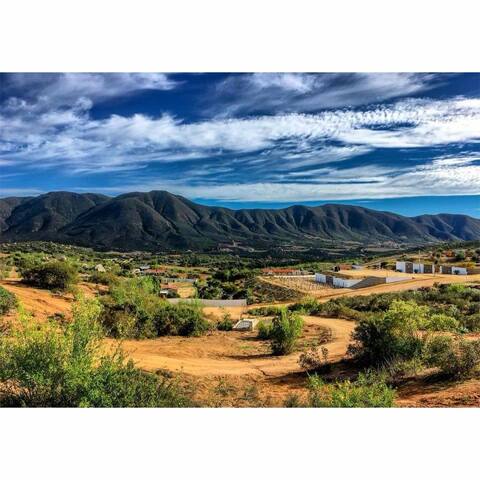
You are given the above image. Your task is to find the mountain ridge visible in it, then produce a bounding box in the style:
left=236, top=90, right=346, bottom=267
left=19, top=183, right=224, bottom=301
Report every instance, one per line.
left=1, top=190, right=480, bottom=251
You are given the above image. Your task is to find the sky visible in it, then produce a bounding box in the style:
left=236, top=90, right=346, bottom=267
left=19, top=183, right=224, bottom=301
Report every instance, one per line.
left=1, top=72, right=480, bottom=217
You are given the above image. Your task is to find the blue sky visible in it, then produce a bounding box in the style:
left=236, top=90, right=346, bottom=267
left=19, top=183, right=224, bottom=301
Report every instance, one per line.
left=1, top=73, right=480, bottom=217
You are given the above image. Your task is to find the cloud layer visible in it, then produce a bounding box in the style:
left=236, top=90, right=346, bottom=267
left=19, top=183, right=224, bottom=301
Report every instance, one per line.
left=1, top=73, right=480, bottom=202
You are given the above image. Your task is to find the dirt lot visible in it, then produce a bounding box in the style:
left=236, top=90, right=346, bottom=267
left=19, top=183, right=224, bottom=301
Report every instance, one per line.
left=3, top=274, right=480, bottom=407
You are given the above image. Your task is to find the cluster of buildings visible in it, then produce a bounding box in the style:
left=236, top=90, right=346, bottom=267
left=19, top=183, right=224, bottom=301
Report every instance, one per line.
left=395, top=261, right=480, bottom=275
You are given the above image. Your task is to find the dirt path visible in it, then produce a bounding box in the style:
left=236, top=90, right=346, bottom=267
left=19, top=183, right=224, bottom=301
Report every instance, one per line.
left=0, top=278, right=100, bottom=321
left=0, top=279, right=73, bottom=321
left=105, top=316, right=354, bottom=377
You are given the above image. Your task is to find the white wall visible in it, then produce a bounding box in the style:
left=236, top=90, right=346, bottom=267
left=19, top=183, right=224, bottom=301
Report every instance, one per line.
left=452, top=266, right=468, bottom=275
left=396, top=261, right=406, bottom=272
left=315, top=273, right=327, bottom=283
left=332, top=277, right=362, bottom=288
left=386, top=276, right=411, bottom=283
left=412, top=263, right=424, bottom=273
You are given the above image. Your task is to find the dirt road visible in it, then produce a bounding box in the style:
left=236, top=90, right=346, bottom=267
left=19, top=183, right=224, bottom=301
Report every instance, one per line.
left=105, top=316, right=354, bottom=377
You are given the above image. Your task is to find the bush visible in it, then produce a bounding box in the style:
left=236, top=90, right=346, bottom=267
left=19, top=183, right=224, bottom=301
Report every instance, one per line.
left=88, top=270, right=119, bottom=286
left=22, top=261, right=78, bottom=291
left=307, top=371, right=395, bottom=407
left=348, top=300, right=426, bottom=366
left=269, top=309, right=304, bottom=355
left=423, top=335, right=480, bottom=378
left=289, top=297, right=321, bottom=315
left=257, top=320, right=273, bottom=340
left=0, top=260, right=11, bottom=280
left=101, top=279, right=209, bottom=338
left=425, top=313, right=459, bottom=332
left=0, top=286, right=17, bottom=316
left=249, top=306, right=283, bottom=316
left=217, top=313, right=233, bottom=331
left=299, top=346, right=329, bottom=372
left=0, top=297, right=193, bottom=407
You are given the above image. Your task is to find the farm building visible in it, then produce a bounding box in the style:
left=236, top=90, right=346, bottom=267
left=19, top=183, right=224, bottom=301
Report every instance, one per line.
left=315, top=272, right=410, bottom=289
left=395, top=261, right=435, bottom=274
left=439, top=265, right=468, bottom=275
left=437, top=265, right=480, bottom=275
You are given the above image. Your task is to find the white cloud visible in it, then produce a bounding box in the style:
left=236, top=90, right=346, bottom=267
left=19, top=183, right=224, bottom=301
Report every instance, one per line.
left=84, top=154, right=480, bottom=202
left=2, top=90, right=480, bottom=192
left=210, top=73, right=441, bottom=116
left=3, top=73, right=177, bottom=109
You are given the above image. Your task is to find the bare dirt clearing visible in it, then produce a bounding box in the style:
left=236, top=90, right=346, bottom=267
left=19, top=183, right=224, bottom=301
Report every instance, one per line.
left=104, top=316, right=354, bottom=377
left=0, top=278, right=99, bottom=322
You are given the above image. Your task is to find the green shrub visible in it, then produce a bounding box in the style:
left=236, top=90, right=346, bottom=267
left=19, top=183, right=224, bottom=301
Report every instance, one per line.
left=307, top=371, right=395, bottom=407
left=269, top=309, right=304, bottom=355
left=348, top=300, right=427, bottom=366
left=101, top=279, right=209, bottom=338
left=0, top=297, right=193, bottom=407
left=88, top=270, right=119, bottom=286
left=461, top=314, right=480, bottom=332
left=257, top=320, right=273, bottom=340
left=22, top=261, right=78, bottom=291
left=289, top=297, right=321, bottom=315
left=249, top=306, right=283, bottom=316
left=425, top=313, right=459, bottom=332
left=0, top=260, right=11, bottom=280
left=154, top=301, right=209, bottom=337
left=217, top=313, right=233, bottom=331
left=423, top=335, right=480, bottom=378
left=0, top=286, right=17, bottom=316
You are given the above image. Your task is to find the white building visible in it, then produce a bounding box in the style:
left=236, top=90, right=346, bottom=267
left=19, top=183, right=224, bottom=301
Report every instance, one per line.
left=315, top=272, right=362, bottom=288
left=395, top=261, right=435, bottom=274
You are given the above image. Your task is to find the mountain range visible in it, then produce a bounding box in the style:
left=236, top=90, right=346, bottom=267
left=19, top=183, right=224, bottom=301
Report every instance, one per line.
left=1, top=191, right=480, bottom=251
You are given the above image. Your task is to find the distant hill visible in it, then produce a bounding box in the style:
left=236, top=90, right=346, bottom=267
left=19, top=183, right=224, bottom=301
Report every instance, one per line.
left=1, top=190, right=480, bottom=251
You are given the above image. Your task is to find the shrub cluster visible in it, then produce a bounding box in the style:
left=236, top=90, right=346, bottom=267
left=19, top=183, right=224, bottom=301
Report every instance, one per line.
left=217, top=313, right=233, bottom=331
left=306, top=371, right=395, bottom=408
left=348, top=300, right=427, bottom=366
left=423, top=335, right=480, bottom=378
left=88, top=270, right=119, bottom=286
left=0, top=297, right=193, bottom=407
left=257, top=320, right=273, bottom=340
left=290, top=284, right=480, bottom=332
left=100, top=277, right=209, bottom=338
left=21, top=261, right=78, bottom=291
left=0, top=286, right=17, bottom=316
